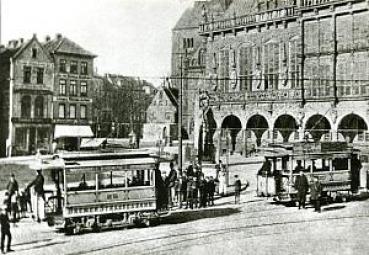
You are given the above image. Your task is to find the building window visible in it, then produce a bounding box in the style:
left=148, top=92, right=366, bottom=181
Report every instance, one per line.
left=32, top=48, right=37, bottom=58
left=59, top=79, right=66, bottom=95
left=80, top=105, right=87, bottom=119
left=23, top=66, right=31, bottom=83
left=21, top=96, right=31, bottom=118
left=183, top=38, right=194, bottom=49
left=36, top=68, right=44, bottom=84
left=69, top=104, right=76, bottom=119
left=239, top=47, right=253, bottom=91
left=58, top=104, right=65, bottom=118
left=80, top=81, right=87, bottom=96
left=70, top=80, right=77, bottom=96
left=263, top=42, right=279, bottom=90
left=70, top=61, right=78, bottom=74
left=60, top=59, right=66, bottom=73
left=81, top=62, right=88, bottom=75
left=219, top=49, right=229, bottom=92
left=34, top=96, right=44, bottom=118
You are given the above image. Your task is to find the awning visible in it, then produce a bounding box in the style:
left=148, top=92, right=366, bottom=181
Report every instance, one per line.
left=54, top=125, right=94, bottom=139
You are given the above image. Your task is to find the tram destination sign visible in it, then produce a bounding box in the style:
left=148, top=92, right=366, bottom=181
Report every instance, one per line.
left=293, top=142, right=348, bottom=154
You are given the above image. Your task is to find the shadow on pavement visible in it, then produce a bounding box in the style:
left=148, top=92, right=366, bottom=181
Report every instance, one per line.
left=322, top=205, right=346, bottom=211
left=157, top=207, right=241, bottom=225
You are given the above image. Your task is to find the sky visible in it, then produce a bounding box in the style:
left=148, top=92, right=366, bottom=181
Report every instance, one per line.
left=1, top=0, right=196, bottom=86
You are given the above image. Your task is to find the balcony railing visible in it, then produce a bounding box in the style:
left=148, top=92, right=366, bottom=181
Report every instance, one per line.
left=199, top=5, right=297, bottom=33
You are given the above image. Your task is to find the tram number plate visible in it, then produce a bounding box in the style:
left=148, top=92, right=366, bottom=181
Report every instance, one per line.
left=107, top=193, right=119, bottom=200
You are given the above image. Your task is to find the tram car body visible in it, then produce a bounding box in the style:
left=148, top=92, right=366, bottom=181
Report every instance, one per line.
left=257, top=142, right=360, bottom=202
left=36, top=152, right=166, bottom=234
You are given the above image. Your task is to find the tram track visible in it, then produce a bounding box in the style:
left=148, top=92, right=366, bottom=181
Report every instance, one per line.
left=64, top=210, right=369, bottom=255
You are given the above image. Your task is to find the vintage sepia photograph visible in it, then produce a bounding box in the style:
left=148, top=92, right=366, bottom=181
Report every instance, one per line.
left=0, top=0, right=369, bottom=254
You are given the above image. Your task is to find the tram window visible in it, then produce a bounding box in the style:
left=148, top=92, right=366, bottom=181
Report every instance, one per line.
left=127, top=169, right=150, bottom=187
left=333, top=159, right=348, bottom=171
left=98, top=170, right=126, bottom=189
left=66, top=171, right=96, bottom=191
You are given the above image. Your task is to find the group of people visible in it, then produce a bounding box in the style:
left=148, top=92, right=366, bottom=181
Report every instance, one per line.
left=0, top=169, right=45, bottom=254
left=155, top=162, right=217, bottom=210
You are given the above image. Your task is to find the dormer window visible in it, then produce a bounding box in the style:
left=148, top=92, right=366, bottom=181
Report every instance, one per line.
left=32, top=48, right=37, bottom=58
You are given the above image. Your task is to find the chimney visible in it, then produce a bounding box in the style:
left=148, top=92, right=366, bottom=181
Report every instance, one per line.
left=45, top=35, right=51, bottom=42
left=56, top=33, right=62, bottom=40
left=19, top=38, right=24, bottom=45
left=12, top=40, right=18, bottom=48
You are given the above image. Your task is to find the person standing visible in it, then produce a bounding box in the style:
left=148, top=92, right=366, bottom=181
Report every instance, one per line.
left=154, top=163, right=166, bottom=211
left=0, top=207, right=13, bottom=253
left=198, top=175, right=206, bottom=208
left=208, top=176, right=215, bottom=206
left=6, top=174, right=18, bottom=222
left=294, top=170, right=309, bottom=209
left=310, top=176, right=322, bottom=213
left=234, top=175, right=241, bottom=204
left=165, top=162, right=177, bottom=209
left=186, top=176, right=194, bottom=209
left=26, top=169, right=45, bottom=222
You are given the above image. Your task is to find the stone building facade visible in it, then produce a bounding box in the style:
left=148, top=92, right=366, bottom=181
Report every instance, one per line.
left=0, top=35, right=54, bottom=156
left=44, top=34, right=96, bottom=150
left=142, top=85, right=178, bottom=146
left=174, top=0, right=369, bottom=160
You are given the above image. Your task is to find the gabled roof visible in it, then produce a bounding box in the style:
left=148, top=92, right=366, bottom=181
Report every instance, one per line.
left=163, top=86, right=179, bottom=107
left=173, top=1, right=228, bottom=30
left=44, top=36, right=96, bottom=58
left=0, top=35, right=52, bottom=62
left=223, top=0, right=258, bottom=18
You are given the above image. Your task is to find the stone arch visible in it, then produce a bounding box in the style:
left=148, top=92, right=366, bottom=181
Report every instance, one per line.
left=305, top=114, right=331, bottom=142
left=221, top=115, right=242, bottom=153
left=274, top=114, right=298, bottom=142
left=338, top=113, right=368, bottom=142
left=246, top=114, right=269, bottom=146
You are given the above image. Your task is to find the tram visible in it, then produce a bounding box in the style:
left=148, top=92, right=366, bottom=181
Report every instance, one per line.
left=32, top=152, right=168, bottom=234
left=257, top=142, right=360, bottom=203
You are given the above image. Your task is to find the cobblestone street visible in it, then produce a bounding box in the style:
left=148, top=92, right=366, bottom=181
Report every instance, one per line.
left=9, top=190, right=369, bottom=255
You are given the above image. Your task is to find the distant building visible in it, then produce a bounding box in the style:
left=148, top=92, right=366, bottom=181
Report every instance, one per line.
left=92, top=74, right=156, bottom=141
left=173, top=0, right=369, bottom=161
left=142, top=84, right=178, bottom=146
left=44, top=34, right=96, bottom=150
left=0, top=34, right=54, bottom=156
left=171, top=0, right=230, bottom=139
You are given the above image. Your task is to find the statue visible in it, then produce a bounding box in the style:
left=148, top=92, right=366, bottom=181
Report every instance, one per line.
left=199, top=89, right=210, bottom=128
left=229, top=68, right=238, bottom=91
left=280, top=59, right=289, bottom=88
left=253, top=63, right=263, bottom=91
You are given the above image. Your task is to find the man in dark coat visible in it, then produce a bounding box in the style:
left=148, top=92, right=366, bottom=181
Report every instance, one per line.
left=234, top=175, right=241, bottom=204
left=294, top=170, right=309, bottom=209
left=185, top=176, right=194, bottom=209
left=6, top=174, right=18, bottom=222
left=198, top=175, right=207, bottom=208
left=0, top=207, right=13, bottom=253
left=154, top=163, right=166, bottom=210
left=26, top=169, right=45, bottom=222
left=310, top=176, right=322, bottom=212
left=208, top=176, right=215, bottom=206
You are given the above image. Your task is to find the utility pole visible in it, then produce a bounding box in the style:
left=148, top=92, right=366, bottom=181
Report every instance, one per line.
left=178, top=54, right=183, bottom=172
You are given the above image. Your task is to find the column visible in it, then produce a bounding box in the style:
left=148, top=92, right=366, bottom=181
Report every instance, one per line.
left=242, top=128, right=247, bottom=157
left=214, top=128, right=221, bottom=163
